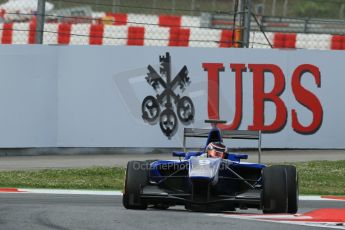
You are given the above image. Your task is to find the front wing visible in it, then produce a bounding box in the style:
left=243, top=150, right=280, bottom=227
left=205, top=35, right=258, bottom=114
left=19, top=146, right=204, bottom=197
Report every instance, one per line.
left=140, top=185, right=262, bottom=210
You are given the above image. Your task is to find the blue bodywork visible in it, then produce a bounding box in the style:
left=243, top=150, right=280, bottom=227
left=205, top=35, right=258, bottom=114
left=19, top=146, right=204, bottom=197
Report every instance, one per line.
left=124, top=122, right=298, bottom=213
left=148, top=126, right=265, bottom=194
left=138, top=124, right=267, bottom=211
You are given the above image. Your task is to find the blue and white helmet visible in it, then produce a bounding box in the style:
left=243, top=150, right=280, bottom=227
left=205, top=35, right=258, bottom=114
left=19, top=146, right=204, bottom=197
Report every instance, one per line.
left=206, top=142, right=226, bottom=158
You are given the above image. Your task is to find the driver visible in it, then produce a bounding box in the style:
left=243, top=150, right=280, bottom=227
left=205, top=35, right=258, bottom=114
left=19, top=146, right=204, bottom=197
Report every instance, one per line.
left=206, top=142, right=227, bottom=159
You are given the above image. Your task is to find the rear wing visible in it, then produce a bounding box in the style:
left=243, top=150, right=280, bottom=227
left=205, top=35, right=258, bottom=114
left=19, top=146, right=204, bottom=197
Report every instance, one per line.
left=183, top=128, right=262, bottom=163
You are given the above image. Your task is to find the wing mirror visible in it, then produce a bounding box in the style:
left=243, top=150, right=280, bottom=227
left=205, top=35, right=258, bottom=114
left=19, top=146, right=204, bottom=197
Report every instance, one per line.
left=228, top=153, right=248, bottom=162
left=172, top=151, right=186, bottom=158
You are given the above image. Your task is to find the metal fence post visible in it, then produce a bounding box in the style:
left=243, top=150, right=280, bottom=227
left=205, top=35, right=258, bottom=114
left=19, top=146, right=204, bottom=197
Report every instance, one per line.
left=271, top=0, right=276, bottom=16
left=191, top=0, right=195, bottom=16
left=36, top=0, right=46, bottom=44
left=243, top=0, right=252, bottom=48
left=283, top=0, right=289, bottom=17
left=112, top=0, right=116, bottom=13
left=172, top=0, right=176, bottom=13
left=340, top=4, right=345, bottom=19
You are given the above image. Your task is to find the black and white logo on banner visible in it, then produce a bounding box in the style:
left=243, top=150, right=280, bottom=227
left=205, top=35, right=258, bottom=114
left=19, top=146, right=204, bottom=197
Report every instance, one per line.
left=142, top=52, right=195, bottom=138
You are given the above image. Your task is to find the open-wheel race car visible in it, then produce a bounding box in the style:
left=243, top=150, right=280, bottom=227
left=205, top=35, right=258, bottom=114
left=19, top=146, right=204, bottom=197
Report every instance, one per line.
left=123, top=120, right=298, bottom=213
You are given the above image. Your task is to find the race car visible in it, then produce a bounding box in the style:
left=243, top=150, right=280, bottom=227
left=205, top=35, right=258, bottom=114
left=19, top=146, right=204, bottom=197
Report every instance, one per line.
left=123, top=120, right=298, bottom=213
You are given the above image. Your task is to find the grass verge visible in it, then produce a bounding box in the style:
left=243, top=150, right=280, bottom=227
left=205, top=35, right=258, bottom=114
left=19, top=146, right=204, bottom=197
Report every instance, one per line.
left=0, top=160, right=344, bottom=195
left=0, top=167, right=125, bottom=190
left=293, top=160, right=345, bottom=195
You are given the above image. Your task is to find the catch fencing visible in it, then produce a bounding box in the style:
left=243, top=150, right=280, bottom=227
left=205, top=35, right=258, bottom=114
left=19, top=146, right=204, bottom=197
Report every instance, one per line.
left=0, top=0, right=344, bottom=49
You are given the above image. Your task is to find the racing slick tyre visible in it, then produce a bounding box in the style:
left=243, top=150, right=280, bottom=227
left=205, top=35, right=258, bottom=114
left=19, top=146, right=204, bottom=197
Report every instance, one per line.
left=262, top=165, right=288, bottom=213
left=283, top=165, right=299, bottom=214
left=123, top=161, right=148, bottom=210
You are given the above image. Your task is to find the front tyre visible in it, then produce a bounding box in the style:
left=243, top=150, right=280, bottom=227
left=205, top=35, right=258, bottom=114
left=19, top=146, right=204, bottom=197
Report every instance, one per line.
left=262, top=165, right=288, bottom=213
left=122, top=161, right=148, bottom=210
left=284, top=165, right=299, bottom=214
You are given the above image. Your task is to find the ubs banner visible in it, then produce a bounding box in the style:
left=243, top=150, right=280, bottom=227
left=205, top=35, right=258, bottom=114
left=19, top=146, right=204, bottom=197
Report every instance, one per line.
left=0, top=46, right=343, bottom=148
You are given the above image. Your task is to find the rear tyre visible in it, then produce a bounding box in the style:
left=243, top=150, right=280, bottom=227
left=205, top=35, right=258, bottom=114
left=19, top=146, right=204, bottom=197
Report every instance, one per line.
left=122, top=161, right=148, bottom=210
left=262, top=165, right=288, bottom=213
left=284, top=165, right=299, bottom=214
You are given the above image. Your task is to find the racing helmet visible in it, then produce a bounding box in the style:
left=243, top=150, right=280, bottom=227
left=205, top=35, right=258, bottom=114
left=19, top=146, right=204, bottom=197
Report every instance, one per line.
left=206, top=142, right=227, bottom=158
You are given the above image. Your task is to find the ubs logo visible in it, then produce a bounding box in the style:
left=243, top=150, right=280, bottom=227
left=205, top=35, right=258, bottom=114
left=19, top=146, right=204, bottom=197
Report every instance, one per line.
left=141, top=52, right=194, bottom=138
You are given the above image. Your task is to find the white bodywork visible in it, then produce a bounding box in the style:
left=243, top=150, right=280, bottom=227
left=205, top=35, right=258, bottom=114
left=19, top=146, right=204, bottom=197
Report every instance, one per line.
left=189, top=157, right=222, bottom=184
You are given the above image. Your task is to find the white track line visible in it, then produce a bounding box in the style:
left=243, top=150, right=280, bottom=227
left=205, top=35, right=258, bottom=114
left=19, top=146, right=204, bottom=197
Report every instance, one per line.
left=300, top=196, right=345, bottom=201
left=206, top=214, right=345, bottom=230
left=208, top=214, right=345, bottom=230
left=18, top=189, right=122, bottom=196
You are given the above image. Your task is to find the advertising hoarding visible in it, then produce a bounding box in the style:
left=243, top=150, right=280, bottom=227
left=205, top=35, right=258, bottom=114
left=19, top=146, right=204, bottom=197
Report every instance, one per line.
left=0, top=46, right=343, bottom=148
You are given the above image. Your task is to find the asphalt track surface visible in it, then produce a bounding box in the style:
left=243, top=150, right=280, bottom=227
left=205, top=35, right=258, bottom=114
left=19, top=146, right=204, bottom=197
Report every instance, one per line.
left=0, top=193, right=344, bottom=230
left=0, top=149, right=345, bottom=171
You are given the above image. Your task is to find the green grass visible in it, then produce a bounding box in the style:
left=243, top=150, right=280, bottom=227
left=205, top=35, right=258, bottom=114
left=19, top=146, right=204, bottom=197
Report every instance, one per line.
left=294, top=160, right=345, bottom=195
left=0, top=160, right=344, bottom=195
left=0, top=167, right=125, bottom=190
